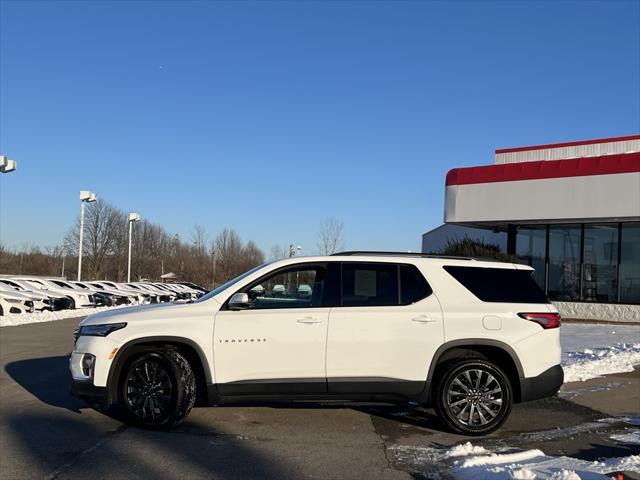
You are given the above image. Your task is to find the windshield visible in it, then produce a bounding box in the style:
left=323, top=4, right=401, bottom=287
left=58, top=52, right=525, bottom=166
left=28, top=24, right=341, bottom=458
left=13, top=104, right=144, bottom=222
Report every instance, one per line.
left=195, top=262, right=271, bottom=303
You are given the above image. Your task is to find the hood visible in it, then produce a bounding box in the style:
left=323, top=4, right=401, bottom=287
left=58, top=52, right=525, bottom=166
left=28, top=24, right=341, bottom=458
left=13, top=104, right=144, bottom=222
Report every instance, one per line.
left=79, top=300, right=213, bottom=326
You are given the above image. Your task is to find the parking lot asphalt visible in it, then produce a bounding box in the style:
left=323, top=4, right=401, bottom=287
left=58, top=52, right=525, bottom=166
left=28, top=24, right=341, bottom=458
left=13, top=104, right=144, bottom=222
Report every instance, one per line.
left=1, top=317, right=638, bottom=480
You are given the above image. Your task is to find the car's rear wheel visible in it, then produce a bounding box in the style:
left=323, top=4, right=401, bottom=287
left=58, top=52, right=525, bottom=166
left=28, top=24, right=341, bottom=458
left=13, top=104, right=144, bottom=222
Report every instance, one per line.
left=120, top=349, right=196, bottom=429
left=435, top=359, right=512, bottom=435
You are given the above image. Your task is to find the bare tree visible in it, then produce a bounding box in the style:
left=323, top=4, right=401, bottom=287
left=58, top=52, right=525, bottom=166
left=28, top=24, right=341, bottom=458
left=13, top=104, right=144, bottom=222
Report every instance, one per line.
left=3, top=198, right=266, bottom=288
left=191, top=224, right=208, bottom=255
left=240, top=240, right=266, bottom=272
left=213, top=228, right=243, bottom=282
left=269, top=244, right=288, bottom=260
left=317, top=218, right=345, bottom=255
left=64, top=199, right=126, bottom=279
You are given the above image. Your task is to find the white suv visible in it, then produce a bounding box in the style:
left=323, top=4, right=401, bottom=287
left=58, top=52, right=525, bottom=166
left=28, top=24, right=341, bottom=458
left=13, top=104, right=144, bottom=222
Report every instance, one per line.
left=70, top=253, right=563, bottom=435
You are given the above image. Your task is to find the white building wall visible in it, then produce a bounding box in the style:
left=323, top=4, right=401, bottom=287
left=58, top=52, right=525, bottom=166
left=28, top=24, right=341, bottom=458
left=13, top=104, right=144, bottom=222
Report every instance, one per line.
left=495, top=138, right=640, bottom=164
left=444, top=172, right=640, bottom=224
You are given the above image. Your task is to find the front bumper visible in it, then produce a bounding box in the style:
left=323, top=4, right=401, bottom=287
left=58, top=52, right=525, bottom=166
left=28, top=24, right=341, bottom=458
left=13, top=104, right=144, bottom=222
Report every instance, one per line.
left=520, top=364, right=564, bottom=402
left=69, top=375, right=107, bottom=406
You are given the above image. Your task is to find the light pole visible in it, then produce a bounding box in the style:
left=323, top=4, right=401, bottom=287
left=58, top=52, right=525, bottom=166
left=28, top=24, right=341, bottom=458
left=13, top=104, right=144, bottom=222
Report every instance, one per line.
left=77, top=190, right=97, bottom=281
left=127, top=212, right=141, bottom=283
left=0, top=156, right=17, bottom=248
left=0, top=155, right=17, bottom=173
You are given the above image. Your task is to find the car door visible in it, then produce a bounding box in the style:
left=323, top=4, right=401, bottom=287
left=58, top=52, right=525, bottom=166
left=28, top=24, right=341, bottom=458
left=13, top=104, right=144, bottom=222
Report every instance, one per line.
left=214, top=263, right=331, bottom=395
left=326, top=262, right=444, bottom=395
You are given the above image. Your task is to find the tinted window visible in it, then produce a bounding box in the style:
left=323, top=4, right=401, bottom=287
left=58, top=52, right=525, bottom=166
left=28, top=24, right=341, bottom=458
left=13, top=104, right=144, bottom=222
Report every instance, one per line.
left=582, top=224, right=618, bottom=302
left=516, top=225, right=546, bottom=290
left=621, top=223, right=640, bottom=304
left=548, top=225, right=581, bottom=301
left=342, top=263, right=398, bottom=307
left=400, top=265, right=432, bottom=304
left=444, top=266, right=548, bottom=303
left=240, top=266, right=326, bottom=309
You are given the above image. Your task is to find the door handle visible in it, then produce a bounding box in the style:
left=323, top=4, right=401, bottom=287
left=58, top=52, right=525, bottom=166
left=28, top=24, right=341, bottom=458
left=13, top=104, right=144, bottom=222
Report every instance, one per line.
left=412, top=315, right=437, bottom=323
left=297, top=316, right=321, bottom=324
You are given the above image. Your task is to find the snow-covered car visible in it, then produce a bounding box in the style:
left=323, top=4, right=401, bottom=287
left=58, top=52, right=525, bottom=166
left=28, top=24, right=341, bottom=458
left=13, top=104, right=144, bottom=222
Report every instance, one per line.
left=120, top=283, right=163, bottom=303
left=17, top=277, right=96, bottom=309
left=130, top=283, right=175, bottom=302
left=71, top=281, right=133, bottom=306
left=0, top=289, right=35, bottom=315
left=0, top=282, right=50, bottom=311
left=179, top=282, right=208, bottom=295
left=70, top=253, right=563, bottom=434
left=151, top=283, right=189, bottom=300
left=0, top=279, right=72, bottom=311
left=89, top=281, right=152, bottom=305
left=152, top=283, right=200, bottom=301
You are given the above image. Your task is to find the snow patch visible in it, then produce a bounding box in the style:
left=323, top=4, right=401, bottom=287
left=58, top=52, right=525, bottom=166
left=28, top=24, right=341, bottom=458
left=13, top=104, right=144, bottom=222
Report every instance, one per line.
left=457, top=449, right=545, bottom=468
left=391, top=442, right=640, bottom=480
left=610, top=430, right=640, bottom=445
left=561, top=323, right=640, bottom=382
left=563, top=343, right=640, bottom=382
left=446, top=442, right=489, bottom=457
left=0, top=306, right=126, bottom=327
left=509, top=467, right=536, bottom=479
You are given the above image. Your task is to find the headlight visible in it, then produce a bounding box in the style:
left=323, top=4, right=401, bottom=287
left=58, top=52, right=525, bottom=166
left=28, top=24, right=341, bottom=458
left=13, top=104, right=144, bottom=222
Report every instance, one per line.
left=78, top=322, right=127, bottom=337
left=6, top=298, right=21, bottom=304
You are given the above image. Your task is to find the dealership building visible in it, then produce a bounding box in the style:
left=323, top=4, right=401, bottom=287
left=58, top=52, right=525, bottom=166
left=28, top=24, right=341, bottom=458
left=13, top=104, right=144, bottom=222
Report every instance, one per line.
left=422, top=135, right=640, bottom=321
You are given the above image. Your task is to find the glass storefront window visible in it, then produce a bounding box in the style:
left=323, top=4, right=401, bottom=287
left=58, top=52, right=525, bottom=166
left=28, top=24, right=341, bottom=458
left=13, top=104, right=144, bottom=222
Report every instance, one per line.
left=620, top=223, right=640, bottom=304
left=515, top=226, right=546, bottom=290
left=582, top=224, right=618, bottom=302
left=547, top=225, right=581, bottom=301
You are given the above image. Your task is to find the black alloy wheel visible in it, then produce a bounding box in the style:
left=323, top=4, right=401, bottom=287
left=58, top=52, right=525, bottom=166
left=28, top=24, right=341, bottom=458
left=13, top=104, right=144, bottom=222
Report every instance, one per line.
left=120, top=349, right=196, bottom=428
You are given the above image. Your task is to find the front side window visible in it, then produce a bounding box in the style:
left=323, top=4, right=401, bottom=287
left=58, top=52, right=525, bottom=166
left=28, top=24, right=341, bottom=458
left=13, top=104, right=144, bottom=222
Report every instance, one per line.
left=239, top=266, right=326, bottom=309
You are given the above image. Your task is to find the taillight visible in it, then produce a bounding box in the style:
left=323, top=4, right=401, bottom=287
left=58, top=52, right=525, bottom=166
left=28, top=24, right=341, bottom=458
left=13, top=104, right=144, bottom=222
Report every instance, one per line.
left=518, top=312, right=561, bottom=329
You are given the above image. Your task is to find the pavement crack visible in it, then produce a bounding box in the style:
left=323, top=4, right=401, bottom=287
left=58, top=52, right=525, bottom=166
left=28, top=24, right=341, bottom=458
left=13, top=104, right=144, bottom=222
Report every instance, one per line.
left=44, top=424, right=130, bottom=480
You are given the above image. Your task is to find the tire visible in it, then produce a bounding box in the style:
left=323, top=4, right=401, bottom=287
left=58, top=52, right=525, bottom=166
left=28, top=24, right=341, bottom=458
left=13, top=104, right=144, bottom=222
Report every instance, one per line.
left=120, top=349, right=196, bottom=429
left=434, top=359, right=512, bottom=435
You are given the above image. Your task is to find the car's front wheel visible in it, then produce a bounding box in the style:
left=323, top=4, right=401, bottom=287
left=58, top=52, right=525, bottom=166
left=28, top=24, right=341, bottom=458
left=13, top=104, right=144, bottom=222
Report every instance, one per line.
left=435, top=359, right=513, bottom=435
left=120, top=349, right=196, bottom=429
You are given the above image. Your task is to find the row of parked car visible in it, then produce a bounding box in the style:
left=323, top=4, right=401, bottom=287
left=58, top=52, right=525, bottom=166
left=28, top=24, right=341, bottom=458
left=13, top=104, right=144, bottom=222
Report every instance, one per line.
left=0, top=277, right=208, bottom=315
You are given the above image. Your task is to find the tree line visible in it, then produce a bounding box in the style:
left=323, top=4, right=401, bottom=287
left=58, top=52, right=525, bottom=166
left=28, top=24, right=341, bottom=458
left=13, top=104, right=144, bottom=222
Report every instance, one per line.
left=0, top=198, right=346, bottom=288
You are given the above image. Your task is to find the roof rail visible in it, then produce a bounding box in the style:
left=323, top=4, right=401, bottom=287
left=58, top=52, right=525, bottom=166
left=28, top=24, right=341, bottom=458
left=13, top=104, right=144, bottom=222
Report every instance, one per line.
left=332, top=251, right=495, bottom=261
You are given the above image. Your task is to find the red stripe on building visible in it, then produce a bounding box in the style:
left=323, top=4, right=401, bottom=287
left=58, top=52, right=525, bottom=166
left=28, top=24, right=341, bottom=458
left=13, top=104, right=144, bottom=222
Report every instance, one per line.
left=495, top=134, right=640, bottom=154
left=446, top=152, right=640, bottom=187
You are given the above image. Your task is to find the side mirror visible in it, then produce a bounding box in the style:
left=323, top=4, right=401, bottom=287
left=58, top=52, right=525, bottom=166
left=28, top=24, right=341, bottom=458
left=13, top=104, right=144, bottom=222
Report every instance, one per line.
left=228, top=292, right=250, bottom=310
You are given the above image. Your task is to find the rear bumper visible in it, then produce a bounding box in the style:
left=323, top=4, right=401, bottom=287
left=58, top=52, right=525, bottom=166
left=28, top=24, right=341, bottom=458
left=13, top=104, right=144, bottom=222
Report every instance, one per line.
left=520, top=364, right=564, bottom=402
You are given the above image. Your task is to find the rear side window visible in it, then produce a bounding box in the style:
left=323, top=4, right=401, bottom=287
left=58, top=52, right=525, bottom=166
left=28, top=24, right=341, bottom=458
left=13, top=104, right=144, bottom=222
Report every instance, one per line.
left=443, top=266, right=548, bottom=303
left=400, top=265, right=432, bottom=304
left=341, top=263, right=432, bottom=307
left=342, top=263, right=398, bottom=307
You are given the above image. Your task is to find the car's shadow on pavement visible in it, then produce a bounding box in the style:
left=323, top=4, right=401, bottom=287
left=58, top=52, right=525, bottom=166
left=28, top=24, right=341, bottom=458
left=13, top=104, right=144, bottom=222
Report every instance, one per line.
left=5, top=355, right=85, bottom=413
left=352, top=405, right=447, bottom=431
left=4, top=355, right=297, bottom=479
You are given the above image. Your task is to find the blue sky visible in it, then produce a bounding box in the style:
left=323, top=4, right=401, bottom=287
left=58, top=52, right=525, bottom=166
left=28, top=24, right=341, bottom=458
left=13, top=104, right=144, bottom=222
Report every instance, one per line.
left=1, top=0, right=638, bottom=253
